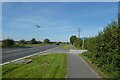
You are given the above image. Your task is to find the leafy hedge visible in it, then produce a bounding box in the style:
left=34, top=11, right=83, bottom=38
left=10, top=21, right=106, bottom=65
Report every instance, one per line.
left=84, top=21, right=120, bottom=78
left=74, top=38, right=82, bottom=48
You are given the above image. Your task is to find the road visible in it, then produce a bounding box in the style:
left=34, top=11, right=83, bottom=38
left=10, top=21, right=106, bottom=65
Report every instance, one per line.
left=2, top=45, right=58, bottom=63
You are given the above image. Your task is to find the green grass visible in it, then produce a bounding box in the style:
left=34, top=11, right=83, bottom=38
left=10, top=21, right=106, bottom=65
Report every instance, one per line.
left=16, top=43, right=51, bottom=47
left=59, top=44, right=72, bottom=49
left=2, top=53, right=67, bottom=78
left=75, top=46, right=82, bottom=50
left=79, top=52, right=108, bottom=78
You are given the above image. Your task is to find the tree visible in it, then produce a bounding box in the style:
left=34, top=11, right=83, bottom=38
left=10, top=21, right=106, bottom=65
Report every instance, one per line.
left=44, top=39, right=50, bottom=44
left=70, top=35, right=77, bottom=45
left=19, top=40, right=26, bottom=45
left=2, top=39, right=15, bottom=47
left=30, top=38, right=37, bottom=44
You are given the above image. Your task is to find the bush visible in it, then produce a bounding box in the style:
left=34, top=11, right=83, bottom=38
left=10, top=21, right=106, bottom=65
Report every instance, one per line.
left=44, top=39, right=50, bottom=44
left=2, top=39, right=15, bottom=47
left=19, top=40, right=27, bottom=45
left=74, top=38, right=82, bottom=48
left=84, top=21, right=120, bottom=78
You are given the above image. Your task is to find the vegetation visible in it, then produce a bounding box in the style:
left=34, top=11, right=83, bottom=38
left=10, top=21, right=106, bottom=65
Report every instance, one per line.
left=2, top=53, right=67, bottom=78
left=30, top=38, right=38, bottom=44
left=79, top=53, right=108, bottom=78
left=0, top=42, right=2, bottom=47
left=70, top=35, right=77, bottom=45
left=19, top=40, right=27, bottom=46
left=44, top=38, right=50, bottom=44
left=2, top=39, right=15, bottom=48
left=2, top=38, right=52, bottom=48
left=74, top=38, right=82, bottom=49
left=81, top=21, right=120, bottom=79
left=59, top=44, right=72, bottom=49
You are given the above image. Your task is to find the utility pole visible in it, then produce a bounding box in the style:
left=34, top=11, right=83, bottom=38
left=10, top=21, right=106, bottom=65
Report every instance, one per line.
left=36, top=25, right=40, bottom=41
left=78, top=28, right=80, bottom=38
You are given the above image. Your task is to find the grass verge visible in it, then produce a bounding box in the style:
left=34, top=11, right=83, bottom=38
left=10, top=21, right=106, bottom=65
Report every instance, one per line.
left=59, top=44, right=72, bottom=49
left=79, top=52, right=108, bottom=78
left=2, top=53, right=67, bottom=78
left=16, top=43, right=51, bottom=47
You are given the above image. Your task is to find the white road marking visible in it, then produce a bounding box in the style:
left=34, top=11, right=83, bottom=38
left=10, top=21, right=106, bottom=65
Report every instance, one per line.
left=69, top=49, right=87, bottom=54
left=4, top=49, right=23, bottom=53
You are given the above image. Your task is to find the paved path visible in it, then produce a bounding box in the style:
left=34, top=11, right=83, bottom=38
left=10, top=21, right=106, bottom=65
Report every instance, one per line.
left=67, top=49, right=100, bottom=78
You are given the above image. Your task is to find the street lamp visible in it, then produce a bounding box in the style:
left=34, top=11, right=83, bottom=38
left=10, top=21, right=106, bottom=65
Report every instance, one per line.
left=36, top=25, right=40, bottom=41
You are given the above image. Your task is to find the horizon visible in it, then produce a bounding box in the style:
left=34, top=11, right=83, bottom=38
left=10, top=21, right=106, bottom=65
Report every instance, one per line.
left=2, top=2, right=118, bottom=42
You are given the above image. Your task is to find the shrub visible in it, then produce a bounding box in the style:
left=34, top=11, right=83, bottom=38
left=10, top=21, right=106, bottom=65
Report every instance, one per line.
left=74, top=38, right=82, bottom=48
left=2, top=39, right=15, bottom=47
left=84, top=21, right=120, bottom=78
left=19, top=40, right=27, bottom=45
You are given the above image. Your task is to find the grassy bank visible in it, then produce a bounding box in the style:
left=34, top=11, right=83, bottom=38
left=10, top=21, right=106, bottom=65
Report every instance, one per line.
left=2, top=53, right=67, bottom=78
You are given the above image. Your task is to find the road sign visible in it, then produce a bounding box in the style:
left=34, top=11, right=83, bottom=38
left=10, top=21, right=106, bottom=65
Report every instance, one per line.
left=82, top=37, right=86, bottom=41
left=82, top=37, right=86, bottom=49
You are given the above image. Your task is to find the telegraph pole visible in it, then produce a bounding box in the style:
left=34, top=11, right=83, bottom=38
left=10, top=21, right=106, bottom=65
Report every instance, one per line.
left=78, top=28, right=80, bottom=38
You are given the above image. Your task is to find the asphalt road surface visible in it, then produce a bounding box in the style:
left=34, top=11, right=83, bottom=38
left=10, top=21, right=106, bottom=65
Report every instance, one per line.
left=2, top=45, right=58, bottom=63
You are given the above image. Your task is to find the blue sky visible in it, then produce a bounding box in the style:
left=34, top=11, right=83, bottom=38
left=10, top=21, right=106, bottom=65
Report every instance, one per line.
left=2, top=2, right=118, bottom=42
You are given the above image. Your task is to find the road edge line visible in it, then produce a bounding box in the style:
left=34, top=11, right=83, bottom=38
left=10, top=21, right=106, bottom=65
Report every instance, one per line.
left=0, top=46, right=59, bottom=66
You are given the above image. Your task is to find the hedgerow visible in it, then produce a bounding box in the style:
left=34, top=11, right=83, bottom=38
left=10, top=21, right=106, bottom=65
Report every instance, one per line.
left=84, top=21, right=120, bottom=78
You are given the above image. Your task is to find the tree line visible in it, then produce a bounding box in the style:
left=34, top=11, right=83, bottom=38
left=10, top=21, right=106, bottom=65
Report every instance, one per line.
left=70, top=36, right=82, bottom=49
left=2, top=38, right=50, bottom=48
left=70, top=21, right=120, bottom=78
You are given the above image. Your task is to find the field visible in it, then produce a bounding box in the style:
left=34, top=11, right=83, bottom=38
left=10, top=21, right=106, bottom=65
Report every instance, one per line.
left=2, top=53, right=67, bottom=78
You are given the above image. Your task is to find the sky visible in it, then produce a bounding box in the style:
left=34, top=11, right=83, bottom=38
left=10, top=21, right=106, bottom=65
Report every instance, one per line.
left=2, top=0, right=119, bottom=2
left=2, top=2, right=118, bottom=42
